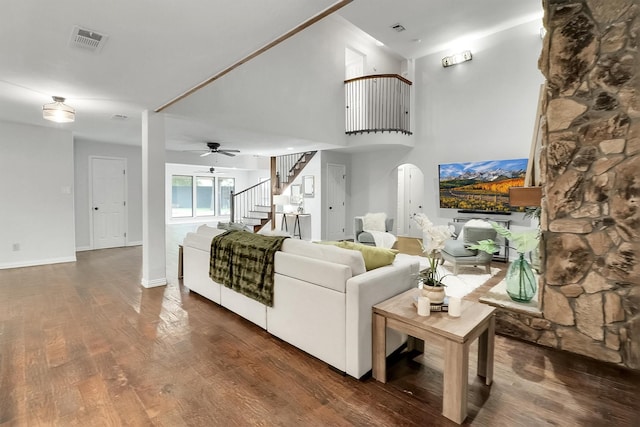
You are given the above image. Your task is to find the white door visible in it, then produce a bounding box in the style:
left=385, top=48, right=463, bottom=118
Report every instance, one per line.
left=91, top=157, right=126, bottom=249
left=326, top=163, right=346, bottom=241
left=398, top=164, right=424, bottom=237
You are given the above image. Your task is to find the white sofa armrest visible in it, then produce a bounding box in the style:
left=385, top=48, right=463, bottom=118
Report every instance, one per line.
left=345, top=258, right=419, bottom=379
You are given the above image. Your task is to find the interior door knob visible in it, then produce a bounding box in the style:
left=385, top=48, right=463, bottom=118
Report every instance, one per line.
left=329, top=206, right=333, bottom=210
left=94, top=207, right=99, bottom=210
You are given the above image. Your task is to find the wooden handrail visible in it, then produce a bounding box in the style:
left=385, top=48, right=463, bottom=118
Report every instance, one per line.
left=344, top=74, right=412, bottom=86
left=234, top=178, right=270, bottom=197
left=155, top=0, right=353, bottom=112
left=344, top=74, right=412, bottom=135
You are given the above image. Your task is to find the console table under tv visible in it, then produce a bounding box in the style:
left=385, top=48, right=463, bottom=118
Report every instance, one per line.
left=454, top=215, right=511, bottom=262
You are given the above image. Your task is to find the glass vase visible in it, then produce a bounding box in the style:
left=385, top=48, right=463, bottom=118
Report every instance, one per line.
left=506, top=253, right=537, bottom=302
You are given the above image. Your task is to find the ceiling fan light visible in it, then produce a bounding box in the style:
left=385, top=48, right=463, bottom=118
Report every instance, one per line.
left=43, top=96, right=75, bottom=123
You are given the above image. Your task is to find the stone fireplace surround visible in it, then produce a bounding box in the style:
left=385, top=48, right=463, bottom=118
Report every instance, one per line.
left=495, top=0, right=640, bottom=371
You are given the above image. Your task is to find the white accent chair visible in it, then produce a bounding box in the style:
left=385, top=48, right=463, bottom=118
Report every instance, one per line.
left=354, top=216, right=394, bottom=246
left=440, top=226, right=497, bottom=275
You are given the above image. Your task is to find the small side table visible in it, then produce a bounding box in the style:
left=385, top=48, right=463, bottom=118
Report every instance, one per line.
left=372, top=288, right=496, bottom=424
left=281, top=213, right=310, bottom=239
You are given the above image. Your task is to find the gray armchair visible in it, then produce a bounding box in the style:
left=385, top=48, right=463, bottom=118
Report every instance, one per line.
left=354, top=216, right=394, bottom=246
left=440, top=226, right=497, bottom=275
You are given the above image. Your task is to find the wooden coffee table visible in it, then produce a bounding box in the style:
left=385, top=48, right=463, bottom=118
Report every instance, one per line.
left=372, top=288, right=496, bottom=424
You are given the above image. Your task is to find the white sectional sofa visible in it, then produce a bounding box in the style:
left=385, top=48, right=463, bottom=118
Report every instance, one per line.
left=182, top=224, right=420, bottom=379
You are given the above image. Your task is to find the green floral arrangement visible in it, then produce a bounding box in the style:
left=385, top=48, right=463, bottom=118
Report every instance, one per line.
left=468, top=222, right=539, bottom=255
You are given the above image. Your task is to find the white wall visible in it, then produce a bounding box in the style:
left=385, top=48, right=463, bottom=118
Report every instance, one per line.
left=166, top=14, right=404, bottom=148
left=348, top=20, right=545, bottom=233
left=288, top=154, right=321, bottom=241
left=0, top=121, right=76, bottom=268
left=74, top=139, right=143, bottom=249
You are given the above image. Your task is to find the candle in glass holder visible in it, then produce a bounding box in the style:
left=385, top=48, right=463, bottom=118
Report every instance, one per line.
left=449, top=297, right=461, bottom=317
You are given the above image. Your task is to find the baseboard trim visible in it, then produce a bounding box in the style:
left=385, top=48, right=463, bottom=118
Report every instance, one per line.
left=140, top=277, right=167, bottom=288
left=0, top=255, right=77, bottom=270
left=77, top=241, right=141, bottom=252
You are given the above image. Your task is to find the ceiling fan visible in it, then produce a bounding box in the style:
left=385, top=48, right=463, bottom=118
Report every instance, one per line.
left=194, top=167, right=217, bottom=174
left=198, top=142, right=240, bottom=157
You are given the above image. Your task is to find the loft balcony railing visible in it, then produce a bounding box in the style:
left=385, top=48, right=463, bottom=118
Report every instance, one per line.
left=344, top=74, right=412, bottom=135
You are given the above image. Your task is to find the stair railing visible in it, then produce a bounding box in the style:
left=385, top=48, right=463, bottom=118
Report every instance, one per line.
left=230, top=150, right=317, bottom=232
left=230, top=179, right=271, bottom=225
left=276, top=151, right=317, bottom=191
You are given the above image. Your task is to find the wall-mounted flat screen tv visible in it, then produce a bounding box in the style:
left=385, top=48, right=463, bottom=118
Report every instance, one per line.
left=438, top=158, right=528, bottom=212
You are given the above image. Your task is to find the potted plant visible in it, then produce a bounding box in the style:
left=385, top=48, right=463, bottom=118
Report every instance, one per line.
left=412, top=214, right=454, bottom=304
left=469, top=222, right=539, bottom=303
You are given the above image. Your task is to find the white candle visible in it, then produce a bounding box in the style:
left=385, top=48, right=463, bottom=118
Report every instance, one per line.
left=449, top=297, right=461, bottom=317
left=417, top=296, right=431, bottom=316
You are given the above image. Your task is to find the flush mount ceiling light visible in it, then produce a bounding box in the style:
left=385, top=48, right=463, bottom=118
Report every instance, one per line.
left=442, top=50, right=473, bottom=67
left=43, top=96, right=75, bottom=123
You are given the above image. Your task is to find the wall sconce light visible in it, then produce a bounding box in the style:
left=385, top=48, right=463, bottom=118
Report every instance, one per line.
left=441, top=50, right=472, bottom=68
left=43, top=96, right=75, bottom=123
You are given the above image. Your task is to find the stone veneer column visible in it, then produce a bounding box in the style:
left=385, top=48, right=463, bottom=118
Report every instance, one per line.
left=537, top=0, right=640, bottom=369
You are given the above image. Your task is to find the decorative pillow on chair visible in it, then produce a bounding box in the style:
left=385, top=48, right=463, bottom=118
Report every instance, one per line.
left=317, top=240, right=397, bottom=270
left=457, top=219, right=492, bottom=240
left=362, top=212, right=387, bottom=232
left=464, top=219, right=492, bottom=228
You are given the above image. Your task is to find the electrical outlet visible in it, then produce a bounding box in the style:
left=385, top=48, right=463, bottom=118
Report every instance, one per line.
left=12, top=243, right=20, bottom=251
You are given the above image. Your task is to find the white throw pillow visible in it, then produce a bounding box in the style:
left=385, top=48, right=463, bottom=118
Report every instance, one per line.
left=458, top=219, right=492, bottom=240
left=464, top=219, right=493, bottom=228
left=363, top=212, right=387, bottom=232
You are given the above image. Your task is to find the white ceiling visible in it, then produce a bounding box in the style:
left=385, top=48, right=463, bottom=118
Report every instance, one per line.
left=0, top=0, right=542, bottom=156
left=338, top=0, right=543, bottom=59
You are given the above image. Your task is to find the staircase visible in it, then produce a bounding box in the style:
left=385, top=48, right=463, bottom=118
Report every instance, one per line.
left=275, top=151, right=317, bottom=192
left=230, top=151, right=316, bottom=232
left=242, top=203, right=272, bottom=232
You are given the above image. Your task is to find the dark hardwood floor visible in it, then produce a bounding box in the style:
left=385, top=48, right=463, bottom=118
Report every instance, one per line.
left=1, top=246, right=639, bottom=426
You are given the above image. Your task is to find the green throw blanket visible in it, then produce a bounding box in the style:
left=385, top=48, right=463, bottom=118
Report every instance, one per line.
left=209, top=230, right=288, bottom=307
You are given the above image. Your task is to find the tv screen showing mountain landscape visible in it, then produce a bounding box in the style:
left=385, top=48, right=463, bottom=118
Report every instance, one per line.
left=438, top=158, right=528, bottom=212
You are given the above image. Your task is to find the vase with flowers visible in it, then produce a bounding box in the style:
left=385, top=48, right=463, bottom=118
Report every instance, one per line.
left=412, top=214, right=454, bottom=304
left=469, top=222, right=540, bottom=303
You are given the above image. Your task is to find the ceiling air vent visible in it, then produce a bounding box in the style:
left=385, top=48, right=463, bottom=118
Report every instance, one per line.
left=69, top=26, right=108, bottom=52
left=391, top=23, right=406, bottom=32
